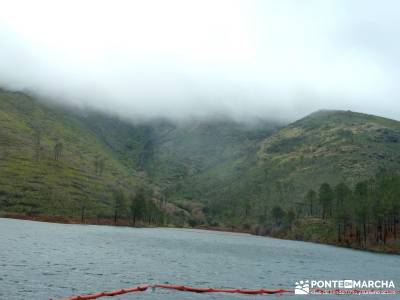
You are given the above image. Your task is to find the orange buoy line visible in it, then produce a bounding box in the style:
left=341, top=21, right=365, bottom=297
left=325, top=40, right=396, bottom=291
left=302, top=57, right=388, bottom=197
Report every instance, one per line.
left=155, top=284, right=292, bottom=294
left=53, top=285, right=150, bottom=300
left=52, top=284, right=293, bottom=299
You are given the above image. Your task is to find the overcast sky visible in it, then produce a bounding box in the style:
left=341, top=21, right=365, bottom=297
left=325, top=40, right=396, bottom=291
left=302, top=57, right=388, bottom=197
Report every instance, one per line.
left=0, top=0, right=399, bottom=122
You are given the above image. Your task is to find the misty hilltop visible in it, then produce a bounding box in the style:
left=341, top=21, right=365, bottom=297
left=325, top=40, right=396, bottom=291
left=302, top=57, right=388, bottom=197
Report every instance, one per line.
left=1, top=88, right=399, bottom=219
left=1, top=1, right=400, bottom=122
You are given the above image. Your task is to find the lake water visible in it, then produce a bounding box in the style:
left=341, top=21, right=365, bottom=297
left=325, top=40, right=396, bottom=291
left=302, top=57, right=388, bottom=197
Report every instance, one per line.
left=0, top=218, right=399, bottom=300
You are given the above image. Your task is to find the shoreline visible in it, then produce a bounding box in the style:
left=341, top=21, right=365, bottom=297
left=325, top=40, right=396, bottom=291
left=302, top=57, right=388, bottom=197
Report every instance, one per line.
left=0, top=213, right=253, bottom=234
left=2, top=213, right=398, bottom=255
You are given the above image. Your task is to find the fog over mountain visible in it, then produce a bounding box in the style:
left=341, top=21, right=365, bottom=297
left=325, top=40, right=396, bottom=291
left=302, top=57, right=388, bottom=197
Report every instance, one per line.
left=0, top=0, right=399, bottom=122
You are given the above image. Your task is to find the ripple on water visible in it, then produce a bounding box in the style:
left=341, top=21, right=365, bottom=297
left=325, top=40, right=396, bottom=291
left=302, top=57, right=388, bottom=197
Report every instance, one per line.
left=0, top=219, right=399, bottom=300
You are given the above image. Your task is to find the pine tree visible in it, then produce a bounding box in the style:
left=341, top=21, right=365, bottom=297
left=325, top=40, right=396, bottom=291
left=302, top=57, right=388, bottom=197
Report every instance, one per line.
left=319, top=183, right=333, bottom=220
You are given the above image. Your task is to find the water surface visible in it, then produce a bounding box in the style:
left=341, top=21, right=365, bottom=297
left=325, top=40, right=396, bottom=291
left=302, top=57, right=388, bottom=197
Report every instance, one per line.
left=0, top=218, right=398, bottom=299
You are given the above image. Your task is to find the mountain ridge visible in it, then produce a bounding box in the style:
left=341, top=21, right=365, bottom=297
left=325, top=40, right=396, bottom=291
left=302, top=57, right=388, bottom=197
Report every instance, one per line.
left=1, top=89, right=399, bottom=252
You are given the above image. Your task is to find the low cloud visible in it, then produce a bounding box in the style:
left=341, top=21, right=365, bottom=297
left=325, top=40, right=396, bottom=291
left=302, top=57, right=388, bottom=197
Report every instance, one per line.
left=1, top=0, right=399, bottom=122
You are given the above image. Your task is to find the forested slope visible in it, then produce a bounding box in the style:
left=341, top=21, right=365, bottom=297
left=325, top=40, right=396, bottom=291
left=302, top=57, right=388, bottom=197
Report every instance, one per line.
left=1, top=89, right=399, bottom=251
left=0, top=89, right=155, bottom=221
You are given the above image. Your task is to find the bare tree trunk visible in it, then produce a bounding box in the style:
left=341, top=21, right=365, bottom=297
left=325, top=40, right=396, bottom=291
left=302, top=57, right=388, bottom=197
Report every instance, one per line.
left=81, top=205, right=86, bottom=223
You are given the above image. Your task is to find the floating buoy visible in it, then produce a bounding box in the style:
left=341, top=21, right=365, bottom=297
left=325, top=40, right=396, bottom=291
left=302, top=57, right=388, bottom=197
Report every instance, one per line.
left=155, top=284, right=292, bottom=295
left=53, top=284, right=292, bottom=299
left=53, top=285, right=150, bottom=300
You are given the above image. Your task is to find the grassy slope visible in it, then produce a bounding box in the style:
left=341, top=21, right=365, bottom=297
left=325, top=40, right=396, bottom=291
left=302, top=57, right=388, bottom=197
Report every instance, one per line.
left=79, top=113, right=151, bottom=175
left=149, top=121, right=279, bottom=189
left=174, top=110, right=400, bottom=227
left=0, top=89, right=145, bottom=218
left=259, top=109, right=400, bottom=196
left=0, top=89, right=278, bottom=224
left=80, top=114, right=280, bottom=195
left=2, top=88, right=400, bottom=238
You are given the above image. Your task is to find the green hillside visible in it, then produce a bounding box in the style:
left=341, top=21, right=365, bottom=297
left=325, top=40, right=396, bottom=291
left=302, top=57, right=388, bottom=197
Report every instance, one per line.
left=1, top=89, right=399, bottom=250
left=79, top=110, right=280, bottom=224
left=173, top=110, right=400, bottom=227
left=261, top=109, right=400, bottom=185
left=0, top=89, right=279, bottom=225
left=0, top=89, right=156, bottom=221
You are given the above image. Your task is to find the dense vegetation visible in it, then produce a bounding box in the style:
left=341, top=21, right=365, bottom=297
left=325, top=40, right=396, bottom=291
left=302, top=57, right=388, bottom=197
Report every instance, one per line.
left=179, top=111, right=400, bottom=228
left=0, top=89, right=182, bottom=225
left=1, top=89, right=399, bottom=252
left=268, top=171, right=400, bottom=252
